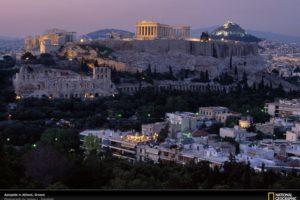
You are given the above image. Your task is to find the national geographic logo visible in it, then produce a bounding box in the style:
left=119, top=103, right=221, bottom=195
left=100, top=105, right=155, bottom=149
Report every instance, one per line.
left=268, top=192, right=297, bottom=200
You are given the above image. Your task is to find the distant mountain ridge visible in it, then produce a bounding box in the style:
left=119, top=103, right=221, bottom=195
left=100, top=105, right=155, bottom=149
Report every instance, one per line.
left=246, top=30, right=300, bottom=45
left=85, top=29, right=134, bottom=40
left=0, top=36, right=22, bottom=41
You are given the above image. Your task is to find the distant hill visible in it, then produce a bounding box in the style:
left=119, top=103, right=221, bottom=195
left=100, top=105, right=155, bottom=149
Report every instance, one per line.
left=210, top=21, right=262, bottom=43
left=85, top=29, right=134, bottom=40
left=191, top=25, right=300, bottom=45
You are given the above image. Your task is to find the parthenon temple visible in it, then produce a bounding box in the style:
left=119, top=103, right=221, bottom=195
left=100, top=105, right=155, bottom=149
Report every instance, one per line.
left=135, top=20, right=190, bottom=40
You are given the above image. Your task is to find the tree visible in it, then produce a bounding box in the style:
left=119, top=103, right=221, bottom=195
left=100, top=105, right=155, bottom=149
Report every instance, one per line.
left=229, top=51, right=233, bottom=69
left=94, top=60, right=99, bottom=67
left=252, top=83, right=257, bottom=91
left=0, top=55, right=15, bottom=68
left=83, top=135, right=100, bottom=155
left=145, top=64, right=153, bottom=83
left=205, top=70, right=210, bottom=82
left=225, top=116, right=239, bottom=128
left=39, top=53, right=55, bottom=66
left=23, top=145, right=72, bottom=186
left=200, top=32, right=210, bottom=42
left=234, top=66, right=238, bottom=76
left=168, top=66, right=174, bottom=79
left=21, top=52, right=37, bottom=63
left=81, top=58, right=89, bottom=74
left=200, top=71, right=205, bottom=82
left=278, top=83, right=283, bottom=91
left=146, top=64, right=152, bottom=77
left=259, top=77, right=265, bottom=90
left=184, top=69, right=189, bottom=79
left=272, top=69, right=279, bottom=76
left=40, top=128, right=80, bottom=153
left=158, top=123, right=169, bottom=143
left=207, top=123, right=223, bottom=134
left=242, top=71, right=248, bottom=83
left=212, top=43, right=218, bottom=58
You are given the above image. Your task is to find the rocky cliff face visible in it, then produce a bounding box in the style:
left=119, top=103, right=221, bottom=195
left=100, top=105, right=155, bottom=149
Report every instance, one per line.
left=92, top=39, right=261, bottom=74
left=59, top=39, right=264, bottom=77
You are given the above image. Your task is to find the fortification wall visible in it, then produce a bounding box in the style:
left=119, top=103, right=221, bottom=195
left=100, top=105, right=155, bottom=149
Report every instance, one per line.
left=98, top=39, right=258, bottom=58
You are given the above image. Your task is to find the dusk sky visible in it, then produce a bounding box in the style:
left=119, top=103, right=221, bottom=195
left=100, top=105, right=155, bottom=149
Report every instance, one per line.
left=0, top=0, right=299, bottom=38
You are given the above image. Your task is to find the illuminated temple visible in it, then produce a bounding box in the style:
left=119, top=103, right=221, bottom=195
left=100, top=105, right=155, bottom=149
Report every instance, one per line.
left=135, top=20, right=190, bottom=40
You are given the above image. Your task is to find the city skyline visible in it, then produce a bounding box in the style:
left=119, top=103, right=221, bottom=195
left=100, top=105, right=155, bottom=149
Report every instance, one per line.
left=0, top=0, right=300, bottom=38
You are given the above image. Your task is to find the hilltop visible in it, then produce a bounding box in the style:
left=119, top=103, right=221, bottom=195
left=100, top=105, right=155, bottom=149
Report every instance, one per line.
left=210, top=21, right=262, bottom=43
left=84, top=29, right=134, bottom=40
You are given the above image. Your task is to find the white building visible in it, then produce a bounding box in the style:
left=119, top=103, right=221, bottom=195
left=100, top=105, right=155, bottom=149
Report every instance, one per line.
left=166, top=112, right=202, bottom=132
left=141, top=122, right=166, bottom=137
left=199, top=107, right=229, bottom=119
left=265, top=99, right=300, bottom=117
left=220, top=126, right=256, bottom=141
left=286, top=123, right=300, bottom=142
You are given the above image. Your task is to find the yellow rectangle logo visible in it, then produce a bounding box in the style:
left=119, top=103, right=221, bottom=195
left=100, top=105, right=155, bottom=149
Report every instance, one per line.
left=268, top=192, right=275, bottom=200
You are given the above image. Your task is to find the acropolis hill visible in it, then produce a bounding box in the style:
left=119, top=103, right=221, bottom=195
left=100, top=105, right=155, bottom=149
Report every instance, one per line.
left=59, top=21, right=265, bottom=83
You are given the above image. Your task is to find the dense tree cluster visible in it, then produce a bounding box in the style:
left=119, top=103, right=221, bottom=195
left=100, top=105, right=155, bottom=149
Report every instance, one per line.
left=20, top=52, right=56, bottom=66
left=1, top=139, right=300, bottom=189
left=0, top=55, right=16, bottom=68
left=191, top=70, right=210, bottom=83
left=213, top=72, right=235, bottom=85
left=200, top=32, right=210, bottom=42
